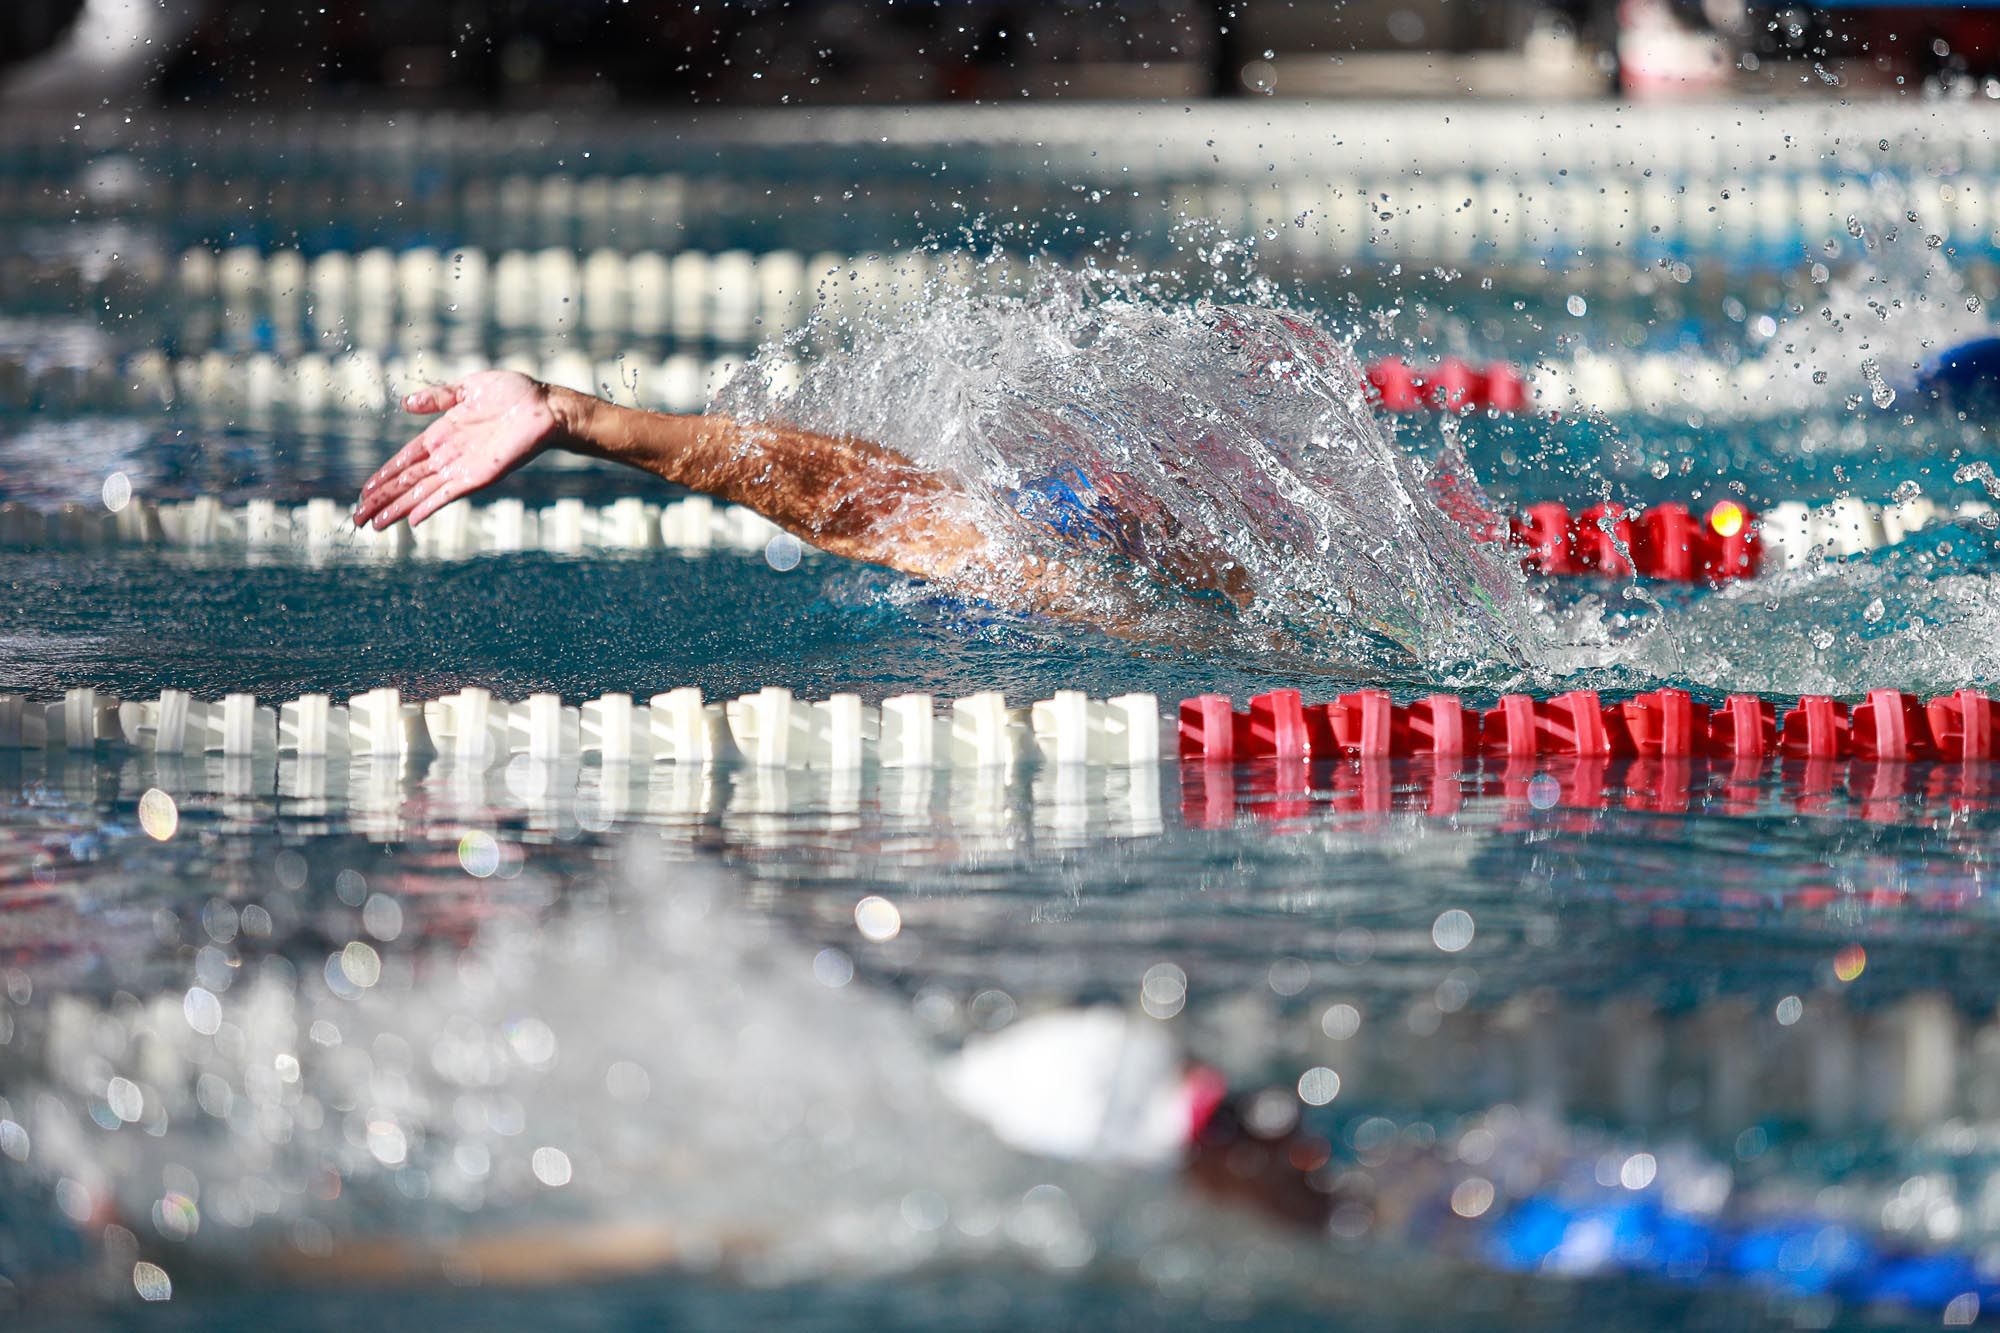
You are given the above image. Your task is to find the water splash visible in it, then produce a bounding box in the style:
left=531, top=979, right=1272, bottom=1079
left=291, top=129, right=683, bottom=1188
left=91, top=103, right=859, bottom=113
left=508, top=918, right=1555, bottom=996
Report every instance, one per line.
left=1535, top=523, right=2000, bottom=695
left=1779, top=177, right=1992, bottom=407
left=1, top=854, right=1056, bottom=1283
left=718, top=266, right=1532, bottom=681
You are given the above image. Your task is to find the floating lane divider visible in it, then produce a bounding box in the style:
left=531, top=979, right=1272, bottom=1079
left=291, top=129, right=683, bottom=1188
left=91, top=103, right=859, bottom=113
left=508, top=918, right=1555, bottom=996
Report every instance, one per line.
left=1511, top=493, right=1995, bottom=579
left=0, top=495, right=793, bottom=560
left=1176, top=687, right=1999, bottom=764
left=1367, top=355, right=1906, bottom=420
left=1, top=488, right=1988, bottom=584
left=19, top=343, right=1910, bottom=425
left=0, top=687, right=1163, bottom=769
left=5, top=685, right=1997, bottom=771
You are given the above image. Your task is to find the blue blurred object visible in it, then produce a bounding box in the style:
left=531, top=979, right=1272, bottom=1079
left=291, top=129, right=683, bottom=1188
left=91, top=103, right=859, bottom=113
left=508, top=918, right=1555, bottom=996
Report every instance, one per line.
left=1487, top=1196, right=1577, bottom=1270
left=1729, top=1219, right=1875, bottom=1296
left=1914, top=336, right=2000, bottom=401
left=1848, top=1253, right=1996, bottom=1308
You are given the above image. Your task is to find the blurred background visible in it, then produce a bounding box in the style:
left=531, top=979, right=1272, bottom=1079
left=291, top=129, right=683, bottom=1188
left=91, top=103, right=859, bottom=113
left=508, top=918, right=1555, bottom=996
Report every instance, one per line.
left=2, top=0, right=1997, bottom=108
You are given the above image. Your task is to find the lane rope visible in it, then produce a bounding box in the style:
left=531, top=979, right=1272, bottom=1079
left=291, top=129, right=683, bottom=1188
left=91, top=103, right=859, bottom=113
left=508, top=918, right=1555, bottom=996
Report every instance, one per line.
left=10, top=343, right=1954, bottom=423
left=1, top=488, right=1988, bottom=582
left=5, top=685, right=1996, bottom=770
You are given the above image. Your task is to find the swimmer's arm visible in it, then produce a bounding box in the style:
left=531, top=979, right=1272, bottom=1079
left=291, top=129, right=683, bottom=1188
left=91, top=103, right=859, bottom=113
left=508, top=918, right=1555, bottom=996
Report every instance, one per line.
left=352, top=371, right=990, bottom=581
left=552, top=389, right=995, bottom=580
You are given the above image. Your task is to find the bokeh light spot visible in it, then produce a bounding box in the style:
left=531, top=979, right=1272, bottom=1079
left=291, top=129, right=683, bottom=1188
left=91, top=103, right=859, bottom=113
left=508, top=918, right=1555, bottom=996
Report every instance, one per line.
left=1140, top=962, right=1187, bottom=1019
left=1451, top=1177, right=1495, bottom=1218
left=764, top=532, right=803, bottom=571
left=1296, top=1066, right=1342, bottom=1106
left=854, top=895, right=902, bottom=942
left=458, top=831, right=500, bottom=878
left=1432, top=909, right=1475, bottom=953
left=138, top=788, right=178, bottom=841
left=132, top=1261, right=171, bottom=1301
left=531, top=1145, right=573, bottom=1187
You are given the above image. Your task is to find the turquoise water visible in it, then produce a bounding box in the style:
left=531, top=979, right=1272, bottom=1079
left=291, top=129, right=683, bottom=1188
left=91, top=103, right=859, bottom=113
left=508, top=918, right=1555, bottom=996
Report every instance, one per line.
left=4, top=107, right=2000, bottom=1328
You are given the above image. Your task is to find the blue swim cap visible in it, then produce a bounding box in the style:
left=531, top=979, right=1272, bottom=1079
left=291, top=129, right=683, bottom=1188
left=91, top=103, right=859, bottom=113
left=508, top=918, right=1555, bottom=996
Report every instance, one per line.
left=1914, top=335, right=2000, bottom=402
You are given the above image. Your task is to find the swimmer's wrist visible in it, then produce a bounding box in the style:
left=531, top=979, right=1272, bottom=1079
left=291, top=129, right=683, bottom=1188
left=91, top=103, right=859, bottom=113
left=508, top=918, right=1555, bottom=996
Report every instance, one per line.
left=544, top=385, right=599, bottom=453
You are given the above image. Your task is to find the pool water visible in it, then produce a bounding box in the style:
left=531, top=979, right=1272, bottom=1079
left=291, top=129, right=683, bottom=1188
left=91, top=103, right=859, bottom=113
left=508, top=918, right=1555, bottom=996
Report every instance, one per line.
left=3, top=105, right=2000, bottom=1329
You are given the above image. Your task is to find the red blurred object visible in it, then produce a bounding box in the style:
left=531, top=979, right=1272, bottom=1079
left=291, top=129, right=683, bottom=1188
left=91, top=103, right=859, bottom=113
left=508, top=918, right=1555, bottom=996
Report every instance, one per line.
left=1367, top=357, right=1422, bottom=412
left=1541, top=690, right=1622, bottom=756
left=1177, top=691, right=1315, bottom=760
left=1429, top=358, right=1480, bottom=411
left=1482, top=363, right=1526, bottom=413
left=1363, top=360, right=1526, bottom=414
left=1700, top=500, right=1761, bottom=581
left=1633, top=503, right=1701, bottom=580
left=1573, top=503, right=1635, bottom=576
left=1324, top=688, right=1396, bottom=757
left=1180, top=763, right=1238, bottom=827
left=1783, top=756, right=1844, bottom=815
left=1480, top=694, right=1542, bottom=755
left=1513, top=502, right=1581, bottom=575
left=1240, top=756, right=1312, bottom=820
left=1778, top=695, right=1851, bottom=760
left=1626, top=756, right=1695, bottom=812
left=1245, top=690, right=1310, bottom=759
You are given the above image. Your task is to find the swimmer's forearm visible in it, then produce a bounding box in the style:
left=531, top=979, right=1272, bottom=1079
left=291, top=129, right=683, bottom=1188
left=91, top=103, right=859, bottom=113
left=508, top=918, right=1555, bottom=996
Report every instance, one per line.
left=545, top=389, right=989, bottom=578
left=545, top=388, right=721, bottom=480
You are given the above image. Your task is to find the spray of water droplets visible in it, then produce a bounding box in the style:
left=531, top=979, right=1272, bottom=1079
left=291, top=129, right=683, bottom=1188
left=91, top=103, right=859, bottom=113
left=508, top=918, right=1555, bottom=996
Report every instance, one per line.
left=717, top=262, right=1532, bottom=681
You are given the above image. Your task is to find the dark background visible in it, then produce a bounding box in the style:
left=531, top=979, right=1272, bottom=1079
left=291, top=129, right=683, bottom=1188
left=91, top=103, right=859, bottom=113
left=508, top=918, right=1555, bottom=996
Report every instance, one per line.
left=3, top=0, right=1997, bottom=106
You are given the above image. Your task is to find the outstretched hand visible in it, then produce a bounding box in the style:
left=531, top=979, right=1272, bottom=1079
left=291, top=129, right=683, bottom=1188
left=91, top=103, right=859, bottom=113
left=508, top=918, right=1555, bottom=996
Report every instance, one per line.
left=353, top=370, right=562, bottom=530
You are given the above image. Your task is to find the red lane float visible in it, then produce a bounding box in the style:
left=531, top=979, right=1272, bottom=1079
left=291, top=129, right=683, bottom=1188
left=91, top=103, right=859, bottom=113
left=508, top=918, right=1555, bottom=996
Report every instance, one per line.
left=1930, top=689, right=2000, bottom=760
left=1366, top=359, right=1525, bottom=414
left=1365, top=356, right=1762, bottom=585
left=1506, top=499, right=1761, bottom=584
left=1177, top=687, right=2000, bottom=764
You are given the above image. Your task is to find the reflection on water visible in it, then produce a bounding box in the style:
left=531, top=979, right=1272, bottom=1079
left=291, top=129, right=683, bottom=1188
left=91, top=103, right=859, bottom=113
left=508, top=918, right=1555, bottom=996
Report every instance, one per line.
left=4, top=747, right=2000, bottom=1323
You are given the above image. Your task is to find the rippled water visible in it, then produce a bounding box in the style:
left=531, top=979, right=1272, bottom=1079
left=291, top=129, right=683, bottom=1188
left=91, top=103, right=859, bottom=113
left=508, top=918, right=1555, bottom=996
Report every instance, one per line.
left=5, top=115, right=2000, bottom=1330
